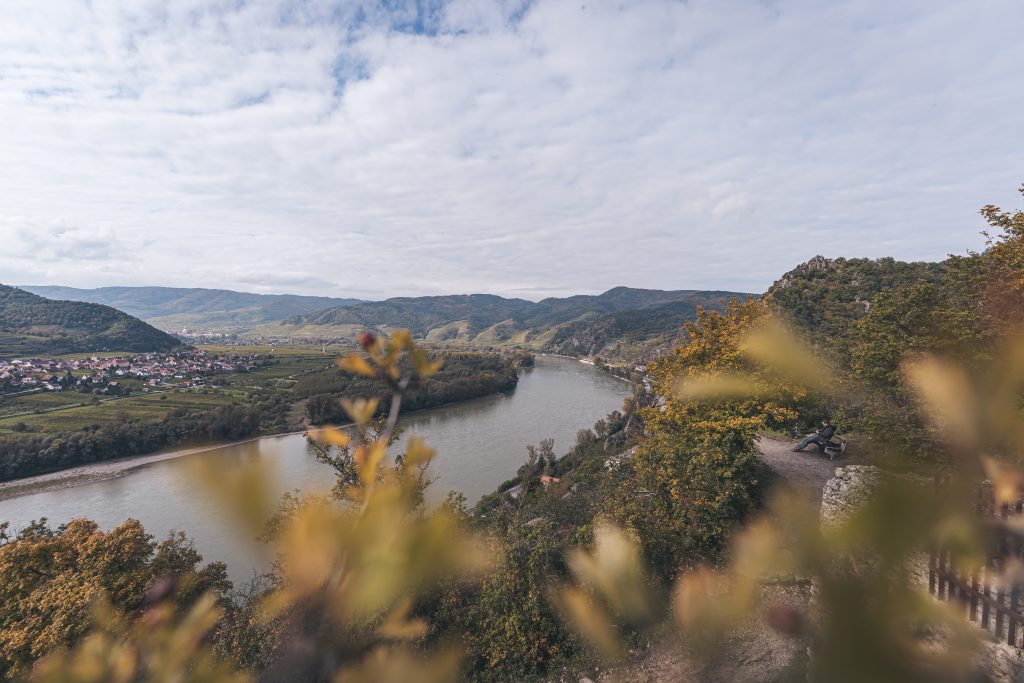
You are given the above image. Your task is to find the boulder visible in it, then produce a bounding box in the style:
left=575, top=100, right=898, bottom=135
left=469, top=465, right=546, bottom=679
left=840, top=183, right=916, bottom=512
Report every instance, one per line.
left=820, top=465, right=882, bottom=529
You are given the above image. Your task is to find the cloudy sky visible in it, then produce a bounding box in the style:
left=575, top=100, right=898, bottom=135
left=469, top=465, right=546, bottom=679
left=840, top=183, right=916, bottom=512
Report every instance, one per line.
left=1, top=0, right=1022, bottom=300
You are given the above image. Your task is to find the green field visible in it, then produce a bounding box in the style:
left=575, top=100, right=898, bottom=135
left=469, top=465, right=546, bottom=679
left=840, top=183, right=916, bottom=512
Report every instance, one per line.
left=0, top=389, right=245, bottom=436
left=203, top=345, right=344, bottom=391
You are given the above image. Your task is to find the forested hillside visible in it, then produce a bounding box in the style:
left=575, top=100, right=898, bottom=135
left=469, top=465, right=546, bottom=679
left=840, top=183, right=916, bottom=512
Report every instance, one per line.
left=0, top=285, right=182, bottom=356
left=21, top=285, right=363, bottom=332
left=286, top=294, right=537, bottom=335
left=766, top=192, right=1024, bottom=462
left=767, top=255, right=945, bottom=347
left=542, top=298, right=704, bottom=360
left=263, top=286, right=748, bottom=361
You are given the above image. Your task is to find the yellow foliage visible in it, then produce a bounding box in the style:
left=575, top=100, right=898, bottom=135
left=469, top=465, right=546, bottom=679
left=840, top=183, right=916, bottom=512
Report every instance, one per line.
left=562, top=313, right=1024, bottom=681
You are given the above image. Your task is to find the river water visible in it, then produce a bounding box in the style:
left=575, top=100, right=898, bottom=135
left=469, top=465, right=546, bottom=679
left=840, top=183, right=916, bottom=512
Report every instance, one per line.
left=0, top=356, right=630, bottom=581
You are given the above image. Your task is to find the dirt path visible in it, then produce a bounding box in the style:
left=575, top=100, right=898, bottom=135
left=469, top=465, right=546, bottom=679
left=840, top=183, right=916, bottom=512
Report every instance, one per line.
left=757, top=435, right=860, bottom=507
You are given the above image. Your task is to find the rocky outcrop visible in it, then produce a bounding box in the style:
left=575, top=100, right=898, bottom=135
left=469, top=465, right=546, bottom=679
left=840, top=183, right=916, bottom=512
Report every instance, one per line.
left=769, top=255, right=837, bottom=291
left=819, top=465, right=883, bottom=528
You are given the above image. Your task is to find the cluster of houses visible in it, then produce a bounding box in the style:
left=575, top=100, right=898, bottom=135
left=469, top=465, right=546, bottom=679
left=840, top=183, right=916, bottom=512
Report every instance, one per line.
left=173, top=330, right=296, bottom=346
left=0, top=351, right=262, bottom=396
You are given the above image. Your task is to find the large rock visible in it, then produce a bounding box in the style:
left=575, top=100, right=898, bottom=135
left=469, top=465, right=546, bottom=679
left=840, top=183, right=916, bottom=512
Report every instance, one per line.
left=819, top=465, right=882, bottom=529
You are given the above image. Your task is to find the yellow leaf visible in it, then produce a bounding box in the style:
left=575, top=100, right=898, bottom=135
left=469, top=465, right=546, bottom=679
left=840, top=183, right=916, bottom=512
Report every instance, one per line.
left=341, top=397, right=379, bottom=425
left=390, top=329, right=413, bottom=351
left=376, top=597, right=428, bottom=640
left=403, top=436, right=436, bottom=472
left=904, top=355, right=978, bottom=449
left=567, top=521, right=653, bottom=624
left=410, top=348, right=444, bottom=379
left=981, top=454, right=1024, bottom=505
left=338, top=352, right=376, bottom=378
left=673, top=566, right=719, bottom=631
left=557, top=587, right=623, bottom=659
left=312, top=426, right=351, bottom=447
left=739, top=319, right=829, bottom=389
left=355, top=441, right=386, bottom=487
left=673, top=374, right=762, bottom=401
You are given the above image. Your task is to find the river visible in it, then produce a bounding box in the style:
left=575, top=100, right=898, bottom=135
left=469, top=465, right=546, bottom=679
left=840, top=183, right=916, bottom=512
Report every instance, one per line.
left=0, top=356, right=630, bottom=582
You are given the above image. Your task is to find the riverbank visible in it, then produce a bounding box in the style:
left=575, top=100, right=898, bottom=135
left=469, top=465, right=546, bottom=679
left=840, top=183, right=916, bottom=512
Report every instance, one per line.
left=0, top=348, right=526, bottom=487
left=536, top=352, right=636, bottom=383
left=0, top=431, right=305, bottom=502
left=0, top=390, right=520, bottom=503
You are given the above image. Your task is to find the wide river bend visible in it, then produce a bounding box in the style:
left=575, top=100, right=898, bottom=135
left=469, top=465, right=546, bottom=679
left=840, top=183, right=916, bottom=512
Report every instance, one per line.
left=0, top=356, right=630, bottom=581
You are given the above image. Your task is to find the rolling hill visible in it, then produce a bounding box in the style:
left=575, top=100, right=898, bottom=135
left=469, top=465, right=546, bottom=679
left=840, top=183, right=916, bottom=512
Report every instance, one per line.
left=19, top=286, right=364, bottom=332
left=0, top=285, right=183, bottom=356
left=262, top=287, right=752, bottom=361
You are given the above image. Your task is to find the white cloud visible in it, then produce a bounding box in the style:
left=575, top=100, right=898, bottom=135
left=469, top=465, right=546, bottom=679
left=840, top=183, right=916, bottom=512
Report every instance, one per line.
left=0, top=0, right=1022, bottom=299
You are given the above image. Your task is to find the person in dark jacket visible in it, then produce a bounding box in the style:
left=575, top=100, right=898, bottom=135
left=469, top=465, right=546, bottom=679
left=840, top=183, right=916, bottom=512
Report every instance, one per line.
left=793, top=419, right=837, bottom=453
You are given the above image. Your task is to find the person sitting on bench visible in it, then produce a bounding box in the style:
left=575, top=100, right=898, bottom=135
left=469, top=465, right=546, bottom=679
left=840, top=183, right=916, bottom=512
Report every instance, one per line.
left=793, top=419, right=837, bottom=453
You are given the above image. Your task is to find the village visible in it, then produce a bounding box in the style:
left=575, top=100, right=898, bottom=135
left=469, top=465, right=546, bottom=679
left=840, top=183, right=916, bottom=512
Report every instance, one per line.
left=0, top=350, right=262, bottom=396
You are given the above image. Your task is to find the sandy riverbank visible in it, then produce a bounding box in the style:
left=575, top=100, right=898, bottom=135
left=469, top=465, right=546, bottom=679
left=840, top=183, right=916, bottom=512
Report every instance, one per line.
left=0, top=431, right=303, bottom=503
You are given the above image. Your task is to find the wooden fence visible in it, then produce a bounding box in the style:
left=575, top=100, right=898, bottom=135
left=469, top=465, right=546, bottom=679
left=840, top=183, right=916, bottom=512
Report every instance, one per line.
left=929, top=488, right=1024, bottom=647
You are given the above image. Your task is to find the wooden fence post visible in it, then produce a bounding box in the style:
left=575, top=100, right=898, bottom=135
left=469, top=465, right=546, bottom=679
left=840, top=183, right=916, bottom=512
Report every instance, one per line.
left=982, top=563, right=991, bottom=630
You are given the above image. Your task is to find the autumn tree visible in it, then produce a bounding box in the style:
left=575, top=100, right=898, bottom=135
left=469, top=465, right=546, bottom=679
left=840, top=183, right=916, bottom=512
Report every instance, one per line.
left=608, top=298, right=806, bottom=576
left=0, top=519, right=229, bottom=680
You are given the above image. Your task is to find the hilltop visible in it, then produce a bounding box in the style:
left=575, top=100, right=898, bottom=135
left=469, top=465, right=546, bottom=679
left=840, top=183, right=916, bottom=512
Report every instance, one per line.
left=0, top=285, right=182, bottom=356
left=20, top=285, right=363, bottom=333
left=766, top=255, right=945, bottom=344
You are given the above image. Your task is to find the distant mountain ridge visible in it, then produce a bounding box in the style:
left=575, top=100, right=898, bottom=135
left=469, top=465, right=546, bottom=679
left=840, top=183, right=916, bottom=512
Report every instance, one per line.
left=10, top=283, right=753, bottom=362
left=20, top=286, right=364, bottom=332
left=0, top=285, right=182, bottom=356
left=267, top=286, right=752, bottom=360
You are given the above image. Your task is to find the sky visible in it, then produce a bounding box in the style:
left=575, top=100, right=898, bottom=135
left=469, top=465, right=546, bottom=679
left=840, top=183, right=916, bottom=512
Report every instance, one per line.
left=1, top=0, right=1022, bottom=301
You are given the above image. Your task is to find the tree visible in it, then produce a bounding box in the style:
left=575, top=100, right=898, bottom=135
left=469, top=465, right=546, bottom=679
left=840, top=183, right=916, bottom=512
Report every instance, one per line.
left=0, top=519, right=229, bottom=680
left=607, top=299, right=803, bottom=576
